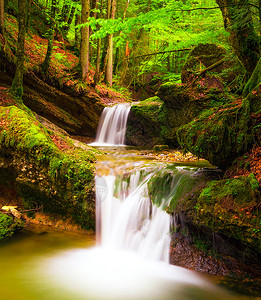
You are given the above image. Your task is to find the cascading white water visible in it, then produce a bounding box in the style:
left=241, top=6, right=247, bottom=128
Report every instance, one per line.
left=91, top=104, right=131, bottom=146
left=96, top=169, right=171, bottom=262
left=44, top=162, right=232, bottom=299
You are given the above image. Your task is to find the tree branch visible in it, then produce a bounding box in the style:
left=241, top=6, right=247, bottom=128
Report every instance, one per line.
left=191, top=57, right=226, bottom=85
left=134, top=48, right=192, bottom=59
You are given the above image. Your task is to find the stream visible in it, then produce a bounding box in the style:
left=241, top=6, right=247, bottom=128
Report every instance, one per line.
left=0, top=105, right=258, bottom=299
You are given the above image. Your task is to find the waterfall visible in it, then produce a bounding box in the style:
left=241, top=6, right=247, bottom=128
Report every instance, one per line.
left=96, top=169, right=171, bottom=262
left=91, top=104, right=131, bottom=146
left=45, top=164, right=226, bottom=299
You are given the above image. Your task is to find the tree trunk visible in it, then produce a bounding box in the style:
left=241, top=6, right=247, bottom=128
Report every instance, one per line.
left=0, top=0, right=4, bottom=34
left=243, top=57, right=261, bottom=97
left=63, top=1, right=76, bottom=35
left=100, top=35, right=109, bottom=74
left=80, top=0, right=90, bottom=81
left=105, top=34, right=113, bottom=86
left=25, top=0, right=32, bottom=31
left=216, top=0, right=260, bottom=76
left=89, top=0, right=99, bottom=63
left=41, top=0, right=56, bottom=74
left=67, top=5, right=75, bottom=27
left=11, top=0, right=27, bottom=99
left=61, top=0, right=71, bottom=22
left=93, top=0, right=103, bottom=84
left=105, top=0, right=116, bottom=86
left=75, top=12, right=81, bottom=49
left=60, top=0, right=71, bottom=34
left=259, top=0, right=261, bottom=35
left=113, top=46, right=119, bottom=74
left=94, top=38, right=101, bottom=85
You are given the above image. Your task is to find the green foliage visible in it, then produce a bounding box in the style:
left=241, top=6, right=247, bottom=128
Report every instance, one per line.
left=0, top=213, right=23, bottom=240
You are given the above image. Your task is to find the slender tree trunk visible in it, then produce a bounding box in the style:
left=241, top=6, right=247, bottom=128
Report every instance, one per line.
left=105, top=34, right=113, bottom=86
left=100, top=35, right=109, bottom=73
left=41, top=0, right=56, bottom=74
left=64, top=1, right=76, bottom=35
left=0, top=0, right=4, bottom=34
left=80, top=0, right=90, bottom=81
left=25, top=0, right=32, bottom=31
left=11, top=0, right=27, bottom=99
left=94, top=37, right=101, bottom=84
left=75, top=12, right=81, bottom=49
left=61, top=0, right=70, bottom=22
left=259, top=0, right=261, bottom=35
left=66, top=5, right=75, bottom=26
left=89, top=0, right=98, bottom=63
left=93, top=0, right=103, bottom=84
left=105, top=0, right=116, bottom=86
left=113, top=46, right=119, bottom=74
left=243, top=56, right=261, bottom=97
left=216, top=0, right=260, bottom=76
left=60, top=0, right=71, bottom=34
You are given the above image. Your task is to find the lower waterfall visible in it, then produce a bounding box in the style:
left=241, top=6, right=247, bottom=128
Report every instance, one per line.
left=44, top=159, right=234, bottom=299
left=96, top=168, right=171, bottom=262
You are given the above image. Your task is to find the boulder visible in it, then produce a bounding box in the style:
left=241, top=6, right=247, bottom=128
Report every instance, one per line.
left=0, top=106, right=99, bottom=230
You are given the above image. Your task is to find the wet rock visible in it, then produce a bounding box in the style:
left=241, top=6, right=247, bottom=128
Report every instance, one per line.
left=170, top=233, right=229, bottom=276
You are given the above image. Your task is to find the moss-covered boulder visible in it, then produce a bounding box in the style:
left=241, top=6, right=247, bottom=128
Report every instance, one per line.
left=153, top=145, right=169, bottom=152
left=182, top=43, right=226, bottom=83
left=181, top=43, right=245, bottom=93
left=0, top=106, right=99, bottom=230
left=194, top=174, right=261, bottom=252
left=0, top=72, right=104, bottom=137
left=147, top=166, right=220, bottom=212
left=148, top=167, right=199, bottom=210
left=177, top=97, right=260, bottom=168
left=0, top=212, right=23, bottom=240
left=126, top=97, right=168, bottom=147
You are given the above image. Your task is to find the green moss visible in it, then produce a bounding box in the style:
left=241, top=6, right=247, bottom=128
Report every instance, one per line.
left=153, top=145, right=169, bottom=152
left=243, top=58, right=261, bottom=97
left=0, top=106, right=99, bottom=230
left=195, top=174, right=261, bottom=252
left=167, top=174, right=198, bottom=212
left=148, top=166, right=198, bottom=210
left=0, top=212, right=23, bottom=240
left=177, top=99, right=258, bottom=168
left=131, top=97, right=164, bottom=120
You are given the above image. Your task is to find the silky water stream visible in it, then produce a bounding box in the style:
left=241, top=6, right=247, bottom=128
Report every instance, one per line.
left=0, top=105, right=256, bottom=299
left=0, top=149, right=255, bottom=300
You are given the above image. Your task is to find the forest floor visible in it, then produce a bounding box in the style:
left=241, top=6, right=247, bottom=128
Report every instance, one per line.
left=1, top=14, right=131, bottom=107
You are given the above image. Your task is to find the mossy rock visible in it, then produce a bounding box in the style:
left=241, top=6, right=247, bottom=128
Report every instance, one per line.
left=153, top=145, right=169, bottom=152
left=157, top=82, right=190, bottom=109
left=0, top=212, right=23, bottom=240
left=181, top=43, right=245, bottom=93
left=177, top=97, right=260, bottom=168
left=243, top=58, right=261, bottom=97
left=0, top=106, right=99, bottom=230
left=181, top=43, right=227, bottom=83
left=126, top=97, right=167, bottom=147
left=148, top=166, right=207, bottom=210
left=194, top=174, right=261, bottom=252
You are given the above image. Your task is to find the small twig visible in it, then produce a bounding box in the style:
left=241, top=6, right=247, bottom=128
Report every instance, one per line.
left=20, top=204, right=43, bottom=213
left=134, top=48, right=192, bottom=59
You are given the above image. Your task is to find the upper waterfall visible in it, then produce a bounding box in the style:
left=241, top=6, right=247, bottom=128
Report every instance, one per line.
left=91, top=104, right=131, bottom=146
